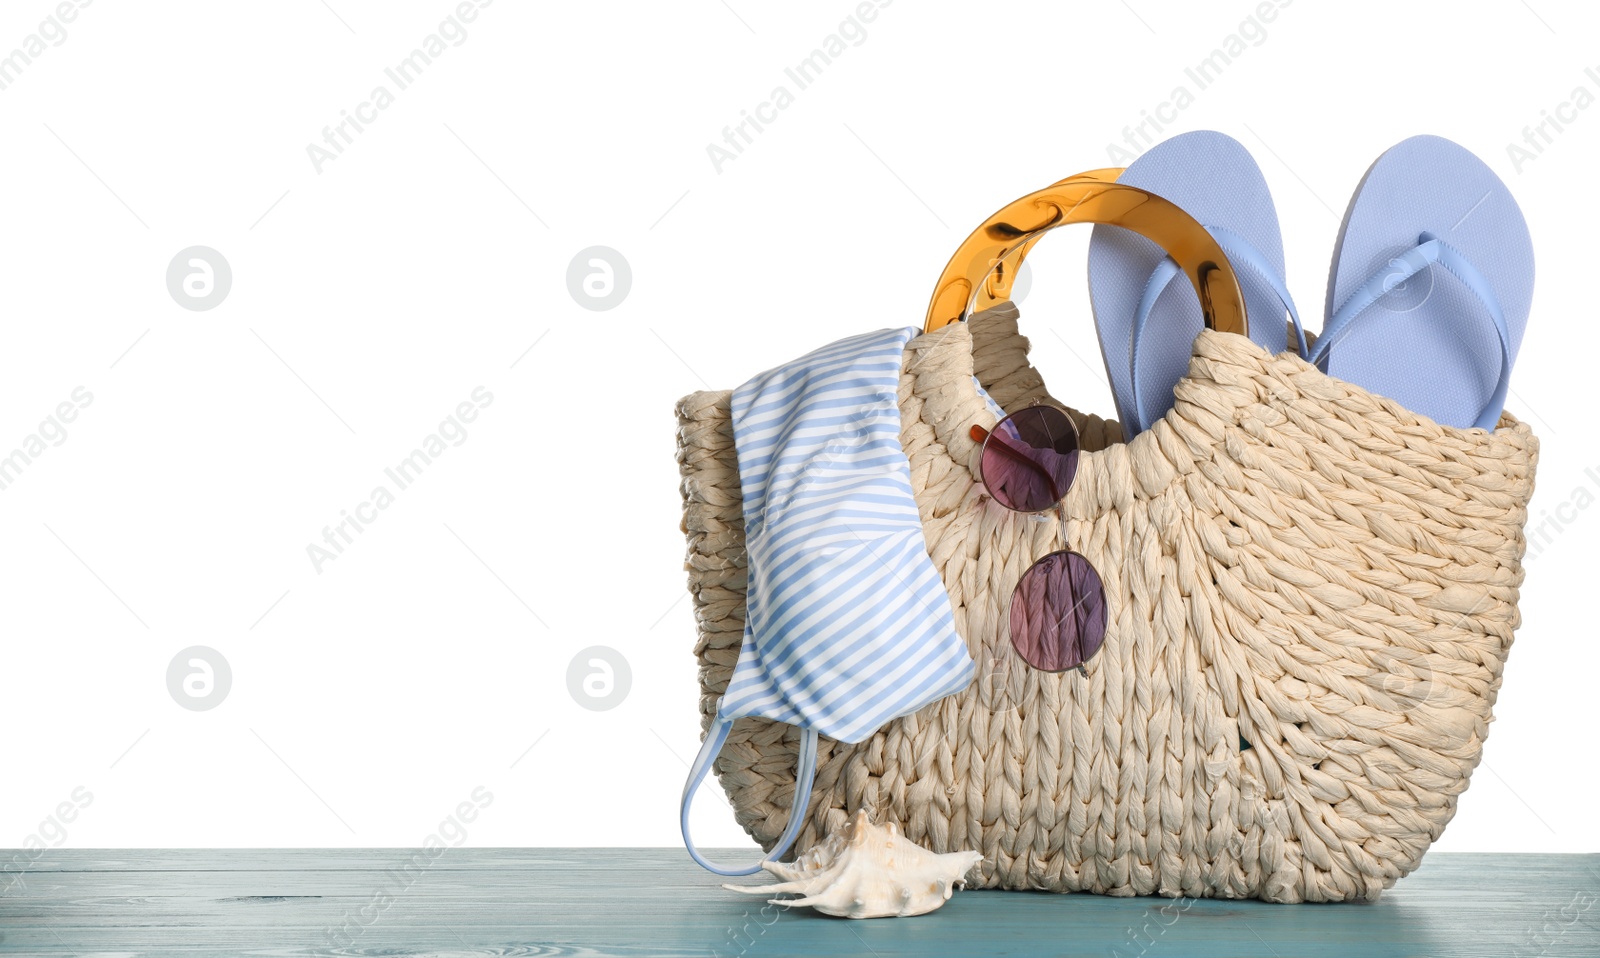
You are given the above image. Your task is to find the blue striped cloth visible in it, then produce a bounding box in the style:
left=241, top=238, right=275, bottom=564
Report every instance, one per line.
left=721, top=327, right=976, bottom=744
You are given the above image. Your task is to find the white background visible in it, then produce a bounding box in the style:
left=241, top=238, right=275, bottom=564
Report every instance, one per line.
left=1, top=0, right=1595, bottom=856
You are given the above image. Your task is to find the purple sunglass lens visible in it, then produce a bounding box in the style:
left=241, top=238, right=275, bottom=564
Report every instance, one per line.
left=1009, top=550, right=1107, bottom=673
left=979, top=405, right=1080, bottom=513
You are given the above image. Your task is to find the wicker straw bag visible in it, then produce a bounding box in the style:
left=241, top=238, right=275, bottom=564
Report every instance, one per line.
left=674, top=177, right=1538, bottom=903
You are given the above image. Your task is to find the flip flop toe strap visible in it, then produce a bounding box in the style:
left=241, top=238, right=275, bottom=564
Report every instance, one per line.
left=1130, top=226, right=1307, bottom=431
left=1310, top=232, right=1512, bottom=431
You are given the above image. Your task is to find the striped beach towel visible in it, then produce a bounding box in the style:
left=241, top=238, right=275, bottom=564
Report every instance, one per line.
left=679, top=326, right=976, bottom=876
left=722, top=326, right=975, bottom=741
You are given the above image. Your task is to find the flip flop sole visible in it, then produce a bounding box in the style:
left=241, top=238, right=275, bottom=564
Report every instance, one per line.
left=1088, top=130, right=1294, bottom=433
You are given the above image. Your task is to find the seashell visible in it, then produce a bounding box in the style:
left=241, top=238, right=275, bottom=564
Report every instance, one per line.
left=722, top=809, right=985, bottom=919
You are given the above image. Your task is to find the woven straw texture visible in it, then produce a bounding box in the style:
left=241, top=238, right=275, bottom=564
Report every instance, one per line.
left=674, top=304, right=1538, bottom=903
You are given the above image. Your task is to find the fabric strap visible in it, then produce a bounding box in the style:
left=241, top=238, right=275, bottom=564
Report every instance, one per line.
left=679, top=715, right=818, bottom=876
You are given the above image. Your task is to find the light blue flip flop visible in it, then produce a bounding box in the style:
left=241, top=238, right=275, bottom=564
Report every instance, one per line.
left=1312, top=135, right=1534, bottom=430
left=1088, top=130, right=1306, bottom=436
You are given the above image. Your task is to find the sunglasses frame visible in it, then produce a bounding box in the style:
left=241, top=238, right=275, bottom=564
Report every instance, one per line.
left=930, top=172, right=1254, bottom=680
left=973, top=401, right=1107, bottom=677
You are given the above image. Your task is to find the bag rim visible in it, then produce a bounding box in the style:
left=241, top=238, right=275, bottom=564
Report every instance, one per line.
left=915, top=305, right=1535, bottom=513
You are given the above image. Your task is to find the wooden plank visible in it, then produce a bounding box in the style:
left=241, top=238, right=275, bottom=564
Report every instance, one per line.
left=0, top=850, right=1595, bottom=957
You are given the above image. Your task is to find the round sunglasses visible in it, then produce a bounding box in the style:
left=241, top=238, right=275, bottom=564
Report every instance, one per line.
left=970, top=403, right=1107, bottom=675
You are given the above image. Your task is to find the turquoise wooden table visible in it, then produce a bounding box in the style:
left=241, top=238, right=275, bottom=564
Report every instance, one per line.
left=1, top=849, right=1596, bottom=956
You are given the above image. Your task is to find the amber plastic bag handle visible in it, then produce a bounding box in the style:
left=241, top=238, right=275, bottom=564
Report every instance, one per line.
left=963, top=168, right=1121, bottom=313
left=925, top=175, right=1248, bottom=338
